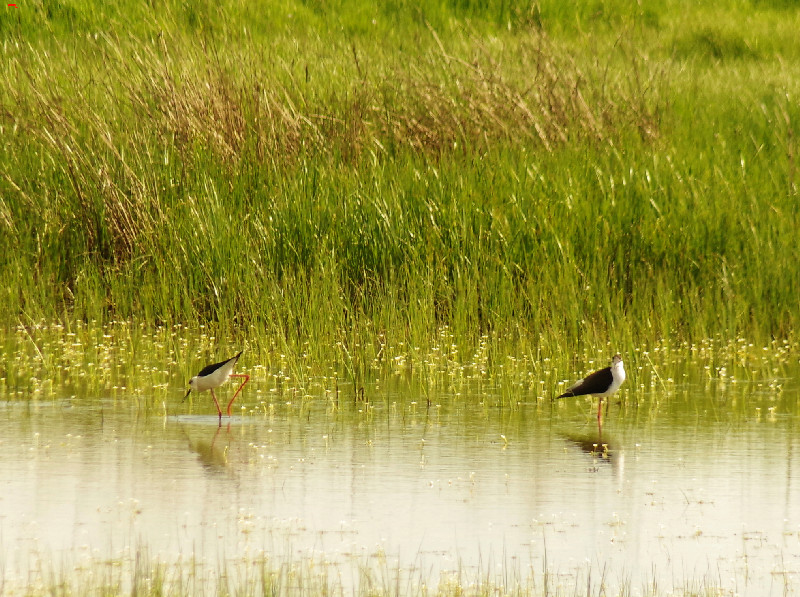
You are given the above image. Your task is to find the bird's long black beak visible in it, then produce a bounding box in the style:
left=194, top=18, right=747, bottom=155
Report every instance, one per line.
left=183, top=388, right=192, bottom=401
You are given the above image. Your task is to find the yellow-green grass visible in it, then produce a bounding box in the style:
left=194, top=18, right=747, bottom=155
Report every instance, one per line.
left=2, top=319, right=794, bottom=417
left=0, top=543, right=752, bottom=597
left=1, top=1, right=799, bottom=366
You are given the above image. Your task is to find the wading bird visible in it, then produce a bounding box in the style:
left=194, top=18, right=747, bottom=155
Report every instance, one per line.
left=184, top=351, right=250, bottom=419
left=557, top=354, right=626, bottom=421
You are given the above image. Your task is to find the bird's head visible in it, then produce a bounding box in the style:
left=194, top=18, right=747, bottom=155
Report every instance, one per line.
left=611, top=354, right=624, bottom=368
left=184, top=376, right=198, bottom=400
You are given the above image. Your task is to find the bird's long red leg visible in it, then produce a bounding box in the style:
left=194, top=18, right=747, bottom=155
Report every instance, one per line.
left=226, top=374, right=250, bottom=416
left=210, top=387, right=223, bottom=418
left=597, top=397, right=603, bottom=422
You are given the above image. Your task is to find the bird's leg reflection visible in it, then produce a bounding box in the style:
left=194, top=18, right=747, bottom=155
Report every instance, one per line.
left=183, top=424, right=229, bottom=471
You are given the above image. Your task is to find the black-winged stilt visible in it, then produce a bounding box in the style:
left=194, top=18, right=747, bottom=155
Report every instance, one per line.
left=184, top=351, right=250, bottom=418
left=557, top=354, right=626, bottom=420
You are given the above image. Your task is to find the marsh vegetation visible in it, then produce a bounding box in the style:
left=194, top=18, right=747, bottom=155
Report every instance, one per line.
left=1, top=1, right=800, bottom=595
left=2, top=0, right=799, bottom=366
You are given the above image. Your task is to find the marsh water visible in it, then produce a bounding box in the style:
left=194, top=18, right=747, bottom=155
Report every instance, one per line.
left=1, top=337, right=799, bottom=595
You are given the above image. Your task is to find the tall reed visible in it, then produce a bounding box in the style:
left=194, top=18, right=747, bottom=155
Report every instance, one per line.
left=1, top=1, right=798, bottom=367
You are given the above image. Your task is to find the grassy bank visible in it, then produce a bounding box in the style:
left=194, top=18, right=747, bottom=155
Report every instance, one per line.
left=1, top=1, right=799, bottom=365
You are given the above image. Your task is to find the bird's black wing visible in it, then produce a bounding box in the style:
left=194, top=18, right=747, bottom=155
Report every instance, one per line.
left=557, top=366, right=613, bottom=398
left=196, top=351, right=242, bottom=377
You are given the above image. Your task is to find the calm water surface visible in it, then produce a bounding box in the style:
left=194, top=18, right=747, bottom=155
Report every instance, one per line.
left=1, top=363, right=799, bottom=595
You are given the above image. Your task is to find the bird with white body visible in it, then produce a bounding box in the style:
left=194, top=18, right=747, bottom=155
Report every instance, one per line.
left=184, top=351, right=250, bottom=419
left=557, top=354, right=626, bottom=420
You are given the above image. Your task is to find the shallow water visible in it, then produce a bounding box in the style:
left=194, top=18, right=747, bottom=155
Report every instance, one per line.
left=1, top=343, right=799, bottom=595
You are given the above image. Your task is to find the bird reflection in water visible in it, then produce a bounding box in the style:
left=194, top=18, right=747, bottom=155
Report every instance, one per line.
left=561, top=428, right=626, bottom=478
left=182, top=425, right=231, bottom=474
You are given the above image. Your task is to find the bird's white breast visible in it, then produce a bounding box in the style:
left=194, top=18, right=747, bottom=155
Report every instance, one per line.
left=603, top=360, right=626, bottom=396
left=192, top=361, right=237, bottom=392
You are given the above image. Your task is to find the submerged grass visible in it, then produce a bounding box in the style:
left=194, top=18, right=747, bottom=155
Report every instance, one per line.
left=1, top=1, right=799, bottom=367
left=2, top=540, right=788, bottom=597
left=2, top=320, right=795, bottom=419
left=8, top=493, right=800, bottom=597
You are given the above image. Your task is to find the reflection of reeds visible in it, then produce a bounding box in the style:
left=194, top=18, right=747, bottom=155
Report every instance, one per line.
left=1, top=3, right=799, bottom=367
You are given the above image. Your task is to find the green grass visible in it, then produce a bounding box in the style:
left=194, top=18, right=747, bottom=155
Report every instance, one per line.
left=1, top=0, right=799, bottom=367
